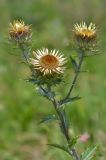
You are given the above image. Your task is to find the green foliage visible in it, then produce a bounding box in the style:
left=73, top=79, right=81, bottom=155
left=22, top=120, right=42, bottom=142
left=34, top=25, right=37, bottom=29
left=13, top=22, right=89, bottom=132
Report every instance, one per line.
left=80, top=146, right=98, bottom=160
left=68, top=136, right=79, bottom=148
left=37, top=87, right=55, bottom=100
left=48, top=143, right=69, bottom=155
left=70, top=55, right=78, bottom=72
left=59, top=96, right=82, bottom=106
left=27, top=71, right=63, bottom=86
left=39, top=114, right=58, bottom=124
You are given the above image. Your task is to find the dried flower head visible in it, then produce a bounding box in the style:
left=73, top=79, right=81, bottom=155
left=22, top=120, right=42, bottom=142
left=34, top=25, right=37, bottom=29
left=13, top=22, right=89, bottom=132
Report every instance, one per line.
left=9, top=20, right=31, bottom=42
left=29, top=48, right=67, bottom=75
left=73, top=22, right=96, bottom=42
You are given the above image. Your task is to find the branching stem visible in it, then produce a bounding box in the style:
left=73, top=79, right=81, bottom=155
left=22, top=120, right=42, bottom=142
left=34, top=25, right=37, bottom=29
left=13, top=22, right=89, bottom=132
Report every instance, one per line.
left=50, top=53, right=84, bottom=160
left=59, top=53, right=84, bottom=106
left=20, top=44, right=84, bottom=160
left=66, top=53, right=84, bottom=99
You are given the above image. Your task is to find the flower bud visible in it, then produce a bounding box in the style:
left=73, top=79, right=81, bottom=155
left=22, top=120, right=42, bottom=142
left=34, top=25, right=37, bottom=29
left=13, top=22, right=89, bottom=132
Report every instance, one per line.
left=73, top=22, right=97, bottom=53
left=9, top=20, right=31, bottom=43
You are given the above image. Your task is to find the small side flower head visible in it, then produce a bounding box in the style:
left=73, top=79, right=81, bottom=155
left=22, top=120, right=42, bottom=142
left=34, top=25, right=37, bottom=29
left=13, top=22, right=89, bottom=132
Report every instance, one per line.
left=73, top=22, right=97, bottom=54
left=9, top=20, right=31, bottom=42
left=73, top=22, right=96, bottom=42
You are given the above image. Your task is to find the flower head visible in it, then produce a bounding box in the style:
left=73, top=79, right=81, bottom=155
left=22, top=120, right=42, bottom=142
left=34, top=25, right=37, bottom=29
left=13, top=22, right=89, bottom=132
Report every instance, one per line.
left=29, top=48, right=67, bottom=75
left=73, top=22, right=96, bottom=42
left=9, top=20, right=31, bottom=42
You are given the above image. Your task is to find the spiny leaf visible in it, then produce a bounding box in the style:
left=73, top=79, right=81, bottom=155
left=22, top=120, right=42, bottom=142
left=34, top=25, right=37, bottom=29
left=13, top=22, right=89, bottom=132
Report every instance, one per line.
left=39, top=115, right=58, bottom=124
left=68, top=136, right=79, bottom=148
left=70, top=96, right=82, bottom=102
left=70, top=56, right=78, bottom=71
left=48, top=143, right=69, bottom=154
left=38, top=87, right=55, bottom=100
left=59, top=96, right=82, bottom=106
left=80, top=146, right=98, bottom=160
left=77, top=70, right=89, bottom=73
left=25, top=77, right=42, bottom=85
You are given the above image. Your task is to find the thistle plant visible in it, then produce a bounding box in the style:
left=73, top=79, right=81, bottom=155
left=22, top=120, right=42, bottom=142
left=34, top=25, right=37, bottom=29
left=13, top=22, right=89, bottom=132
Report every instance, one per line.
left=9, top=20, right=99, bottom=160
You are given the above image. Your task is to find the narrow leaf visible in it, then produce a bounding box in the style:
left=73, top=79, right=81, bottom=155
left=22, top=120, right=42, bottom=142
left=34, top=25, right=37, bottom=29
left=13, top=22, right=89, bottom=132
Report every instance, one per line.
left=48, top=143, right=69, bottom=154
left=71, top=96, right=82, bottom=102
left=80, top=146, right=98, bottom=160
left=25, top=77, right=41, bottom=85
left=39, top=115, right=58, bottom=124
left=70, top=56, right=78, bottom=71
left=59, top=96, right=82, bottom=106
left=38, top=87, right=55, bottom=100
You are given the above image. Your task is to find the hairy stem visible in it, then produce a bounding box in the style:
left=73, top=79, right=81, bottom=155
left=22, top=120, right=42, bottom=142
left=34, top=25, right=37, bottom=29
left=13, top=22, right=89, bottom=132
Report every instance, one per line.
left=51, top=97, right=80, bottom=160
left=18, top=42, right=29, bottom=63
left=52, top=98, right=69, bottom=141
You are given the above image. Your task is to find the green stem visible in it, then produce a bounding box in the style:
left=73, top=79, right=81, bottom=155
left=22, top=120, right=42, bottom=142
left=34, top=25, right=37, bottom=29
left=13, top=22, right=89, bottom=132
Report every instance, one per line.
left=52, top=98, right=69, bottom=141
left=66, top=54, right=84, bottom=99
left=41, top=53, right=84, bottom=160
left=52, top=97, right=80, bottom=160
left=18, top=42, right=29, bottom=63
left=50, top=53, right=84, bottom=159
left=59, top=53, right=84, bottom=105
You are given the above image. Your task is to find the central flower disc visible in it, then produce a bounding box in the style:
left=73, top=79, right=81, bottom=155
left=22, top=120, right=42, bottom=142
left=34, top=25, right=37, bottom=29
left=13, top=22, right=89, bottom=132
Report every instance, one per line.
left=73, top=22, right=96, bottom=41
left=29, top=48, right=67, bottom=75
left=15, top=23, right=22, bottom=29
left=80, top=29, right=95, bottom=37
left=40, top=55, right=59, bottom=69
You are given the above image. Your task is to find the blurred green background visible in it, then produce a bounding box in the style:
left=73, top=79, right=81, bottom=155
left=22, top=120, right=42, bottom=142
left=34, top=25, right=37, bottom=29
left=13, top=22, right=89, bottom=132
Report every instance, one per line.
left=0, top=0, right=106, bottom=159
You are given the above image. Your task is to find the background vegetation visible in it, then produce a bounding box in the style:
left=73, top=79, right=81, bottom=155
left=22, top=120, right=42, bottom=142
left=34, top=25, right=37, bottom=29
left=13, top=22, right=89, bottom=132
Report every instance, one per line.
left=0, top=0, right=106, bottom=159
